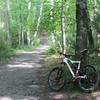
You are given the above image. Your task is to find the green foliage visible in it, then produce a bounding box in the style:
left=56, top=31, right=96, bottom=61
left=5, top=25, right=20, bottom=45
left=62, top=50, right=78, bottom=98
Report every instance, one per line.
left=0, top=36, right=14, bottom=62
left=0, top=0, right=99, bottom=62
left=46, top=48, right=57, bottom=55
left=32, top=33, right=40, bottom=47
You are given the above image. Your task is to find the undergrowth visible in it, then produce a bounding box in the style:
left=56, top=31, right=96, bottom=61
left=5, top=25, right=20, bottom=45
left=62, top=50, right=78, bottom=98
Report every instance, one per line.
left=0, top=43, right=14, bottom=64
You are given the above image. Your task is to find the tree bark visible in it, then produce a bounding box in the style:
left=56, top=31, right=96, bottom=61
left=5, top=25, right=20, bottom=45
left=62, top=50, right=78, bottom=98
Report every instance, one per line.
left=76, top=0, right=88, bottom=65
left=5, top=0, right=12, bottom=47
left=61, top=0, right=66, bottom=54
left=76, top=0, right=89, bottom=52
left=31, top=1, right=43, bottom=45
left=87, top=12, right=94, bottom=49
left=27, top=0, right=32, bottom=46
left=93, top=0, right=99, bottom=48
left=50, top=0, right=56, bottom=47
left=18, top=1, right=24, bottom=47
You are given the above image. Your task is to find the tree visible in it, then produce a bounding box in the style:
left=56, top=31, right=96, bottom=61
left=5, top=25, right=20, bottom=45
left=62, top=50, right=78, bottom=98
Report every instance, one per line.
left=31, top=1, right=44, bottom=45
left=76, top=0, right=88, bottom=52
left=5, top=0, right=12, bottom=47
left=76, top=0, right=94, bottom=53
left=93, top=0, right=100, bottom=48
left=49, top=0, right=56, bottom=47
left=61, top=0, right=66, bottom=53
left=76, top=0, right=91, bottom=65
left=27, top=0, right=32, bottom=45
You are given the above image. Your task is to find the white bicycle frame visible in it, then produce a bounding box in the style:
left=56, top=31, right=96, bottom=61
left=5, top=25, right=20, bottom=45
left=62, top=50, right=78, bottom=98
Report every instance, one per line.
left=63, top=57, right=86, bottom=79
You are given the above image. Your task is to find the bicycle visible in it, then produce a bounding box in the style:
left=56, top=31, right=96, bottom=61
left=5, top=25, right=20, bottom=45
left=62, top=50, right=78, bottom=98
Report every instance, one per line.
left=48, top=49, right=99, bottom=92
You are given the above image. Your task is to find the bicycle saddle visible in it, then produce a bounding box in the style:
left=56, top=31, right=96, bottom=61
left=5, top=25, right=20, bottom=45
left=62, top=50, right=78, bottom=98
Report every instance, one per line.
left=80, top=49, right=88, bottom=54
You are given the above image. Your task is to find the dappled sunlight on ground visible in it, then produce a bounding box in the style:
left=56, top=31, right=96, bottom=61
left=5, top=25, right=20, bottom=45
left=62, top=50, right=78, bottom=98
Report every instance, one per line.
left=0, top=96, right=41, bottom=100
left=0, top=44, right=49, bottom=100
left=96, top=96, right=100, bottom=100
left=32, top=45, right=49, bottom=55
left=7, top=62, right=41, bottom=68
left=49, top=93, right=69, bottom=100
left=91, top=92, right=100, bottom=100
left=0, top=97, right=13, bottom=100
left=1, top=44, right=98, bottom=100
left=0, top=97, right=12, bottom=100
left=16, top=45, right=49, bottom=54
left=5, top=45, right=49, bottom=69
left=7, top=63, right=33, bottom=68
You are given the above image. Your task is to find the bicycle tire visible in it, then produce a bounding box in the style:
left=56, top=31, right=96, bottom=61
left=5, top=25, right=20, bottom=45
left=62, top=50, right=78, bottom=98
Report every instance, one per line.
left=48, top=67, right=65, bottom=91
left=78, top=65, right=99, bottom=92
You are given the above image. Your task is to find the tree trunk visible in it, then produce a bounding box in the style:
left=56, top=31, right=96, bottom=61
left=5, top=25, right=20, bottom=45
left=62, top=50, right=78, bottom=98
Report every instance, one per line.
left=27, top=29, right=31, bottom=46
left=76, top=0, right=88, bottom=65
left=31, top=1, right=43, bottom=45
left=27, top=0, right=31, bottom=46
left=93, top=0, right=99, bottom=48
left=5, top=0, right=12, bottom=47
left=87, top=12, right=94, bottom=49
left=18, top=1, right=24, bottom=47
left=61, top=0, right=66, bottom=54
left=50, top=0, right=56, bottom=47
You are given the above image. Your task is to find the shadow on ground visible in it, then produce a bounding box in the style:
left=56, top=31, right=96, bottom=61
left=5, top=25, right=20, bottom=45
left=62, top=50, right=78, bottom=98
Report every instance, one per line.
left=0, top=45, right=100, bottom=100
left=0, top=45, right=48, bottom=100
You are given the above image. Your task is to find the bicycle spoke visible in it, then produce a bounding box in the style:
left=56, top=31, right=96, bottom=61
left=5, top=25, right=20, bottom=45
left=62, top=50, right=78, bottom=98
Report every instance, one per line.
left=48, top=67, right=65, bottom=91
left=78, top=65, right=99, bottom=92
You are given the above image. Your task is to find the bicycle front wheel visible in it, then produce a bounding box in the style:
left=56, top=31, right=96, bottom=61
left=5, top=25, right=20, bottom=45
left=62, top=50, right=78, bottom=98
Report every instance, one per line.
left=78, top=65, right=99, bottom=92
left=48, top=67, right=65, bottom=91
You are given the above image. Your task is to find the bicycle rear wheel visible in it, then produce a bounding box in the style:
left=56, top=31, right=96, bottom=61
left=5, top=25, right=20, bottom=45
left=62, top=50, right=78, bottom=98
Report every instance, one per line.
left=78, top=65, right=99, bottom=92
left=48, top=67, right=65, bottom=91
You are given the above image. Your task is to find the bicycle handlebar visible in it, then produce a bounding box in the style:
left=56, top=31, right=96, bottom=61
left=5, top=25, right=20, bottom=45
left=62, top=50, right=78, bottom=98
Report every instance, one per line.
left=58, top=52, right=73, bottom=58
left=58, top=49, right=88, bottom=57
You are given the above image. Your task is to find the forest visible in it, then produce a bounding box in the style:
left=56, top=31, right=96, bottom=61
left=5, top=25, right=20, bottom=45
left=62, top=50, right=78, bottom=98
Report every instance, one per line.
left=0, top=0, right=100, bottom=62
left=0, top=0, right=100, bottom=99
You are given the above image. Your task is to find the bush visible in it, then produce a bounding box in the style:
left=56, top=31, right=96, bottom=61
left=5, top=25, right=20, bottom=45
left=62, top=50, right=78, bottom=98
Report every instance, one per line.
left=46, top=48, right=57, bottom=55
left=0, top=38, right=14, bottom=62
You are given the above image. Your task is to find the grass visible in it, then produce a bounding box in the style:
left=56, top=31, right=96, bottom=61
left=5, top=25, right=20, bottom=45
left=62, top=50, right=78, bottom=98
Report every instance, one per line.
left=0, top=48, right=14, bottom=64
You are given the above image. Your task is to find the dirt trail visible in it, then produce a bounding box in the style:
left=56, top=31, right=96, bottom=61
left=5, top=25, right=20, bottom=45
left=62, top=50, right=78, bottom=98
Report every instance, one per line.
left=0, top=44, right=49, bottom=100
left=0, top=43, right=99, bottom=100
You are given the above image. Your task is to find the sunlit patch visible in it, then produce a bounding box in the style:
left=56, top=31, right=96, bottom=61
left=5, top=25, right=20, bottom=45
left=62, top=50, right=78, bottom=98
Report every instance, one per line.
left=0, top=97, right=12, bottom=100
left=15, top=45, right=49, bottom=54
left=91, top=92, right=100, bottom=97
left=91, top=92, right=100, bottom=100
left=7, top=63, right=33, bottom=68
left=0, top=96, right=40, bottom=100
left=0, top=22, right=4, bottom=28
left=96, top=96, right=100, bottom=100
left=7, top=62, right=42, bottom=68
left=33, top=45, right=49, bottom=54
left=49, top=94, right=65, bottom=100
left=28, top=85, right=39, bottom=89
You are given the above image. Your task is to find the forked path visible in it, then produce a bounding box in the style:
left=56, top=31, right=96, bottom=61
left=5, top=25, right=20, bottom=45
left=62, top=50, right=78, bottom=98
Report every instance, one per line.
left=0, top=45, right=50, bottom=100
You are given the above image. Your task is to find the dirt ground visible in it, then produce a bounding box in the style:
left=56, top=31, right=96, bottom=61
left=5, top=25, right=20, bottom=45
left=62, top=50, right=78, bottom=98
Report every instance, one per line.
left=0, top=44, right=100, bottom=100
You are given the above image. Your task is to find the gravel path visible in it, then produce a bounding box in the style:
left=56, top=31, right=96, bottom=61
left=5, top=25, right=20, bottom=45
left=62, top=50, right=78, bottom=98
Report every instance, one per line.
left=0, top=45, right=49, bottom=100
